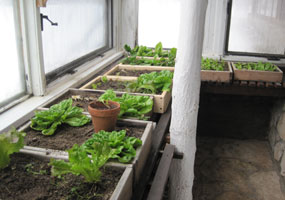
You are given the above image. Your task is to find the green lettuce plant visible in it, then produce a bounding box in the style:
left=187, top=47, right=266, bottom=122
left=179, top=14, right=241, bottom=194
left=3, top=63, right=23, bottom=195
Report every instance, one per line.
left=98, top=90, right=153, bottom=120
left=30, top=98, right=90, bottom=136
left=50, top=142, right=113, bottom=183
left=201, top=57, right=225, bottom=71
left=235, top=61, right=277, bottom=71
left=0, top=127, right=26, bottom=169
left=82, top=130, right=142, bottom=163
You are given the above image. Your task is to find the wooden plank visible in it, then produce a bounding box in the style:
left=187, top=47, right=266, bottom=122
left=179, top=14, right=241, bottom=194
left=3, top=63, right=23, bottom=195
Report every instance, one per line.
left=147, top=144, right=175, bottom=200
left=248, top=81, right=256, bottom=87
left=274, top=82, right=282, bottom=88
left=232, top=62, right=283, bottom=83
left=265, top=82, right=274, bottom=88
left=132, top=104, right=172, bottom=200
left=257, top=81, right=265, bottom=88
left=240, top=81, right=248, bottom=87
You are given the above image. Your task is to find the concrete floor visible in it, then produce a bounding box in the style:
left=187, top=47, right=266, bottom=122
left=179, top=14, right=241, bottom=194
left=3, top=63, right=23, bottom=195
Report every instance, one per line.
left=193, top=137, right=285, bottom=200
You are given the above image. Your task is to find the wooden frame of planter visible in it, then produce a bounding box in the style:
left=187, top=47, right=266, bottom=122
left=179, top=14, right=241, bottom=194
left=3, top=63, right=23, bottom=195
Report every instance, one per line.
left=2, top=152, right=133, bottom=200
left=201, top=62, right=233, bottom=83
left=231, top=62, right=283, bottom=83
left=19, top=116, right=154, bottom=184
left=80, top=76, right=171, bottom=113
left=104, top=64, right=175, bottom=78
left=39, top=88, right=154, bottom=119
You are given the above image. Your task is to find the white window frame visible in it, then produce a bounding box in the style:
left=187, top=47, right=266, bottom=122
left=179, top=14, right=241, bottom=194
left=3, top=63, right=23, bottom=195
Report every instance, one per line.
left=0, top=0, right=140, bottom=132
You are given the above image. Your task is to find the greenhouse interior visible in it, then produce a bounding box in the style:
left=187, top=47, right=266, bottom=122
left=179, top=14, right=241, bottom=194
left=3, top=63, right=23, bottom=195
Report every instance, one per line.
left=1, top=0, right=285, bottom=199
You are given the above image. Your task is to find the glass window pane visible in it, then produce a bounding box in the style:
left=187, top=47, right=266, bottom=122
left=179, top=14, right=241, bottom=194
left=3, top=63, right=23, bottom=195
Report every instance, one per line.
left=41, top=0, right=108, bottom=74
left=138, top=0, right=181, bottom=48
left=0, top=0, right=26, bottom=107
left=228, top=0, right=285, bottom=55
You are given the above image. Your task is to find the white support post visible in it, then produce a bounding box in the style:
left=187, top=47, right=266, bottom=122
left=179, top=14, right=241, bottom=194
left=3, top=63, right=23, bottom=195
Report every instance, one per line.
left=169, top=0, right=208, bottom=200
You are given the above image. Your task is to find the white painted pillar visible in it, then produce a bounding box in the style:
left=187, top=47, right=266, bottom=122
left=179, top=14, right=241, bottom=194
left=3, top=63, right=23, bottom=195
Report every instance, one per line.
left=169, top=0, right=208, bottom=200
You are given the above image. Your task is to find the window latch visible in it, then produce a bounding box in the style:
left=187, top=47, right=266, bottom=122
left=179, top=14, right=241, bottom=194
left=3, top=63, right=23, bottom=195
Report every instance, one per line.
left=40, top=13, right=58, bottom=31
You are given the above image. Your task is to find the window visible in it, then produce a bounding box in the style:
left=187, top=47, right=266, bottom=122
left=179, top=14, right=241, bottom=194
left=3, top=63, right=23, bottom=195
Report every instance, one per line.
left=226, top=0, right=285, bottom=57
left=41, top=0, right=112, bottom=83
left=0, top=0, right=26, bottom=108
left=138, top=0, right=180, bottom=48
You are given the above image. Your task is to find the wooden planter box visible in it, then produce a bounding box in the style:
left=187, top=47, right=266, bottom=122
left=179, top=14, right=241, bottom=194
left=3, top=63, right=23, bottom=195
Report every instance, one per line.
left=201, top=62, right=233, bottom=83
left=40, top=88, right=154, bottom=119
left=1, top=153, right=133, bottom=200
left=231, top=62, right=283, bottom=83
left=19, top=117, right=154, bottom=184
left=104, top=64, right=174, bottom=78
left=80, top=76, right=171, bottom=113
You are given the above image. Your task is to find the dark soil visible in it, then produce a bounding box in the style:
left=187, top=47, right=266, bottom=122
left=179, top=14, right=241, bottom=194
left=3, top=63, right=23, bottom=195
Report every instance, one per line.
left=44, top=92, right=102, bottom=112
left=24, top=123, right=145, bottom=150
left=89, top=101, right=118, bottom=110
left=94, top=80, right=128, bottom=92
left=0, top=154, right=123, bottom=200
left=109, top=69, right=162, bottom=77
left=94, top=80, right=162, bottom=95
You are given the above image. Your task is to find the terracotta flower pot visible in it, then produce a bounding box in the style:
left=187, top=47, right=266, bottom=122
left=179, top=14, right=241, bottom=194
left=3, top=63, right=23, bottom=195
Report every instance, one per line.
left=88, top=100, right=120, bottom=133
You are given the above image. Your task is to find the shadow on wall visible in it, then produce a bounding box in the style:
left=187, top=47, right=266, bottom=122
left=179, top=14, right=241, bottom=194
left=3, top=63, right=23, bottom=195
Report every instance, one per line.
left=197, top=94, right=278, bottom=140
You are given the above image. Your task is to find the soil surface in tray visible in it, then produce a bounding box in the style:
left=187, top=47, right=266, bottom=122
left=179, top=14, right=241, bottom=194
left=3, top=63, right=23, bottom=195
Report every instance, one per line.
left=95, top=80, right=162, bottom=95
left=109, top=69, right=163, bottom=77
left=45, top=92, right=102, bottom=112
left=0, top=154, right=123, bottom=200
left=24, top=122, right=145, bottom=150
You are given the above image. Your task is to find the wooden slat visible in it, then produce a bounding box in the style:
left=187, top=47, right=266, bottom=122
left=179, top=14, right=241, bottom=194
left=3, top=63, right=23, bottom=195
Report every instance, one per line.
left=274, top=82, right=282, bottom=88
left=248, top=81, right=257, bottom=87
left=147, top=144, right=175, bottom=200
left=240, top=81, right=248, bottom=87
left=132, top=104, right=172, bottom=200
left=233, top=80, right=240, bottom=86
left=265, top=82, right=274, bottom=88
left=256, top=81, right=265, bottom=88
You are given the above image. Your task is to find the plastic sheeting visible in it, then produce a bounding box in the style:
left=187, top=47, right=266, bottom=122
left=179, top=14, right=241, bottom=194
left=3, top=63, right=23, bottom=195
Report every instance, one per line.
left=0, top=0, right=26, bottom=107
left=41, top=0, right=108, bottom=74
left=228, top=0, right=285, bottom=55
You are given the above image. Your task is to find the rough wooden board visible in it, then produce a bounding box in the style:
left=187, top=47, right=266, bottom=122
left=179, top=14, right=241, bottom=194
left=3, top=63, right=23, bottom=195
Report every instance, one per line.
left=118, top=63, right=175, bottom=71
left=79, top=76, right=171, bottom=113
left=232, top=62, right=283, bottom=83
left=110, top=167, right=133, bottom=200
left=104, top=64, right=175, bottom=77
left=147, top=144, right=175, bottom=200
left=201, top=62, right=233, bottom=83
left=132, top=104, right=172, bottom=200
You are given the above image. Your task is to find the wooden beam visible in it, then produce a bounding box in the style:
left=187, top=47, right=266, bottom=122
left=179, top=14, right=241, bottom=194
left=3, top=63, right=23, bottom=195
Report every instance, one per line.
left=147, top=144, right=175, bottom=200
left=132, top=105, right=172, bottom=200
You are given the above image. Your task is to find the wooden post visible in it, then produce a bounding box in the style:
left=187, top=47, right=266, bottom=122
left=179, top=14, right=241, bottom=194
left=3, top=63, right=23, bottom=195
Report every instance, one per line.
left=169, top=0, right=208, bottom=200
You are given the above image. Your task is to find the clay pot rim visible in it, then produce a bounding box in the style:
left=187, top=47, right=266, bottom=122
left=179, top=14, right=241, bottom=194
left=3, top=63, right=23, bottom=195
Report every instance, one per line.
left=88, top=100, right=120, bottom=111
left=88, top=100, right=120, bottom=117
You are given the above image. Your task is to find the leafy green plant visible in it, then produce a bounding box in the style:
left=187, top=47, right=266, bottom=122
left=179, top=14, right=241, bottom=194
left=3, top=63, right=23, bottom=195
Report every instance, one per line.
left=121, top=55, right=175, bottom=67
left=201, top=57, right=225, bottom=71
left=101, top=76, right=108, bottom=83
left=0, top=127, right=26, bottom=169
left=98, top=90, right=153, bottom=120
left=235, top=61, right=277, bottom=71
left=82, top=130, right=142, bottom=163
left=125, top=70, right=173, bottom=94
left=30, top=98, right=90, bottom=136
left=124, top=42, right=177, bottom=58
left=49, top=142, right=113, bottom=183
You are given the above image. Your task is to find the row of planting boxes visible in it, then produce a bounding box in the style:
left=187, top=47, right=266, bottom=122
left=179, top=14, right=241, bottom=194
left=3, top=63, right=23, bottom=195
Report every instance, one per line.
left=3, top=87, right=158, bottom=199
left=107, top=61, right=283, bottom=83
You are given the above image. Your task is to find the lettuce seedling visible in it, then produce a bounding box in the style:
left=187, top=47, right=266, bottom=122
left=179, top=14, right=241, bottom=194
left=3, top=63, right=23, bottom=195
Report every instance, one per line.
left=99, top=90, right=153, bottom=120
left=201, top=57, right=225, bottom=71
left=30, top=98, right=90, bottom=136
left=235, top=61, right=277, bottom=71
left=0, top=127, right=26, bottom=169
left=50, top=142, right=113, bottom=183
left=82, top=130, right=142, bottom=163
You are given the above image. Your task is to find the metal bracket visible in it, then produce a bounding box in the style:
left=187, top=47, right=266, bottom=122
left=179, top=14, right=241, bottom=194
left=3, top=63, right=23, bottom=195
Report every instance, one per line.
left=40, top=13, right=58, bottom=31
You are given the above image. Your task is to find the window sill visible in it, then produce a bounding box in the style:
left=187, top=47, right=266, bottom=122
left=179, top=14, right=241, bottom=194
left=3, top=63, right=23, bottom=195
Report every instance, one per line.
left=0, top=50, right=123, bottom=133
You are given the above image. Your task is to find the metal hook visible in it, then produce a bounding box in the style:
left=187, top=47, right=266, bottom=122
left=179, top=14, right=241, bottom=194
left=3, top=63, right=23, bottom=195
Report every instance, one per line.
left=40, top=13, right=58, bottom=31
